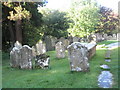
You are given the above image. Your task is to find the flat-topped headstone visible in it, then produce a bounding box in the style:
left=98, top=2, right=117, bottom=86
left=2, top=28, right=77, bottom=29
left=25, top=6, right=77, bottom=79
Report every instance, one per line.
left=55, top=42, right=65, bottom=58
left=67, top=42, right=89, bottom=72
left=80, top=43, right=96, bottom=59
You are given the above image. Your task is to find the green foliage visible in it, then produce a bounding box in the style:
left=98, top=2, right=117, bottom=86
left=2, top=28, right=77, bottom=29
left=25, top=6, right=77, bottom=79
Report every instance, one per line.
left=67, top=0, right=100, bottom=37
left=22, top=21, right=43, bottom=46
left=39, top=8, right=70, bottom=38
left=96, top=6, right=119, bottom=34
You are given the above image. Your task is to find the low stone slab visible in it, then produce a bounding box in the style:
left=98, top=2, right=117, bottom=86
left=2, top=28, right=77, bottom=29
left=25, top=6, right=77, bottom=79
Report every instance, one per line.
left=98, top=71, right=113, bottom=88
left=105, top=59, right=111, bottom=62
left=80, top=43, right=96, bottom=59
left=100, top=64, right=110, bottom=70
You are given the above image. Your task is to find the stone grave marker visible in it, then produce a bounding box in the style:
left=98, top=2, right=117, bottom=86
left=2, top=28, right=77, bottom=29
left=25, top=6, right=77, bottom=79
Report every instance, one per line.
left=35, top=54, right=50, bottom=69
left=67, top=42, right=89, bottom=72
left=19, top=45, right=33, bottom=69
left=36, top=41, right=46, bottom=55
left=55, top=42, right=65, bottom=58
left=10, top=42, right=33, bottom=69
left=44, top=36, right=54, bottom=51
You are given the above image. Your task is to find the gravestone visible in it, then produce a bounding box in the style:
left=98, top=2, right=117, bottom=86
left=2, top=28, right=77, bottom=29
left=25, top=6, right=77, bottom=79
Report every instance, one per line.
left=117, top=33, right=120, bottom=41
left=10, top=44, right=33, bottom=69
left=35, top=54, right=50, bottom=69
left=67, top=42, right=89, bottom=72
left=14, top=41, right=22, bottom=49
left=10, top=47, right=21, bottom=68
left=51, top=37, right=58, bottom=47
left=59, top=37, right=65, bottom=44
left=68, top=36, right=73, bottom=44
left=103, top=34, right=107, bottom=40
left=44, top=36, right=54, bottom=51
left=32, top=46, right=36, bottom=57
left=55, top=42, right=65, bottom=58
left=63, top=39, right=70, bottom=49
left=19, top=45, right=33, bottom=69
left=73, top=37, right=80, bottom=42
left=107, top=35, right=113, bottom=40
left=36, top=41, right=46, bottom=55
left=112, top=34, right=117, bottom=40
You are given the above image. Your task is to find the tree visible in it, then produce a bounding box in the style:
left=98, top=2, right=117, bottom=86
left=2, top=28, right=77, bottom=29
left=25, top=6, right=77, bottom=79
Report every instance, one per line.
left=39, top=8, right=70, bottom=38
left=67, top=0, right=100, bottom=38
left=96, top=6, right=119, bottom=34
left=2, top=2, right=44, bottom=51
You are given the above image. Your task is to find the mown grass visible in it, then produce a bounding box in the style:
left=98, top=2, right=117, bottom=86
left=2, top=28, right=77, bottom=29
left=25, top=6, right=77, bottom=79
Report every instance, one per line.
left=2, top=41, right=119, bottom=88
left=97, top=40, right=118, bottom=45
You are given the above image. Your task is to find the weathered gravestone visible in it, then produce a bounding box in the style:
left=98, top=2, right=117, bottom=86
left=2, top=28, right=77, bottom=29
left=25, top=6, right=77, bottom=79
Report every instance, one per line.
left=63, top=39, right=70, bottom=49
left=117, top=33, right=120, bottom=41
left=10, top=42, right=33, bottom=69
left=112, top=34, right=117, bottom=40
left=67, top=42, right=90, bottom=72
left=10, top=41, right=22, bottom=68
left=32, top=46, right=37, bottom=57
left=19, top=45, right=33, bottom=69
left=51, top=36, right=58, bottom=48
left=55, top=42, right=65, bottom=58
left=68, top=36, right=73, bottom=44
left=103, top=34, right=107, bottom=40
left=36, top=41, right=46, bottom=55
left=73, top=37, right=80, bottom=42
left=10, top=47, right=21, bottom=68
left=35, top=54, right=50, bottom=69
left=44, top=36, right=54, bottom=51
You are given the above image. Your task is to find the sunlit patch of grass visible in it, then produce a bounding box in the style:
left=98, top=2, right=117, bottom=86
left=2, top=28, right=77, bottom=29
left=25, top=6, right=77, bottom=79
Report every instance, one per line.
left=97, top=40, right=118, bottom=45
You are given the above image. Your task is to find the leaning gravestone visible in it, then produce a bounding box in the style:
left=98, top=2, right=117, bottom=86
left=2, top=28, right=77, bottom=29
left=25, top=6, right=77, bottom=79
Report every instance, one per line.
left=67, top=42, right=89, bottom=72
left=10, top=41, right=33, bottom=69
left=35, top=54, right=50, bottom=69
left=55, top=42, right=65, bottom=58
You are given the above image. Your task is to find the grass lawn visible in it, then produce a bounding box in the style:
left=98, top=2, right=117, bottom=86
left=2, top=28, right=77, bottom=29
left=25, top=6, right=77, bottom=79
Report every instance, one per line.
left=97, top=40, right=119, bottom=45
left=2, top=41, right=119, bottom=88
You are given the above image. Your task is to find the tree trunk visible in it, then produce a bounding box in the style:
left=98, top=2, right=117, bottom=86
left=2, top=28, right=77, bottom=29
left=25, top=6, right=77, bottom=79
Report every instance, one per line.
left=8, top=21, right=15, bottom=47
left=15, top=19, right=22, bottom=44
